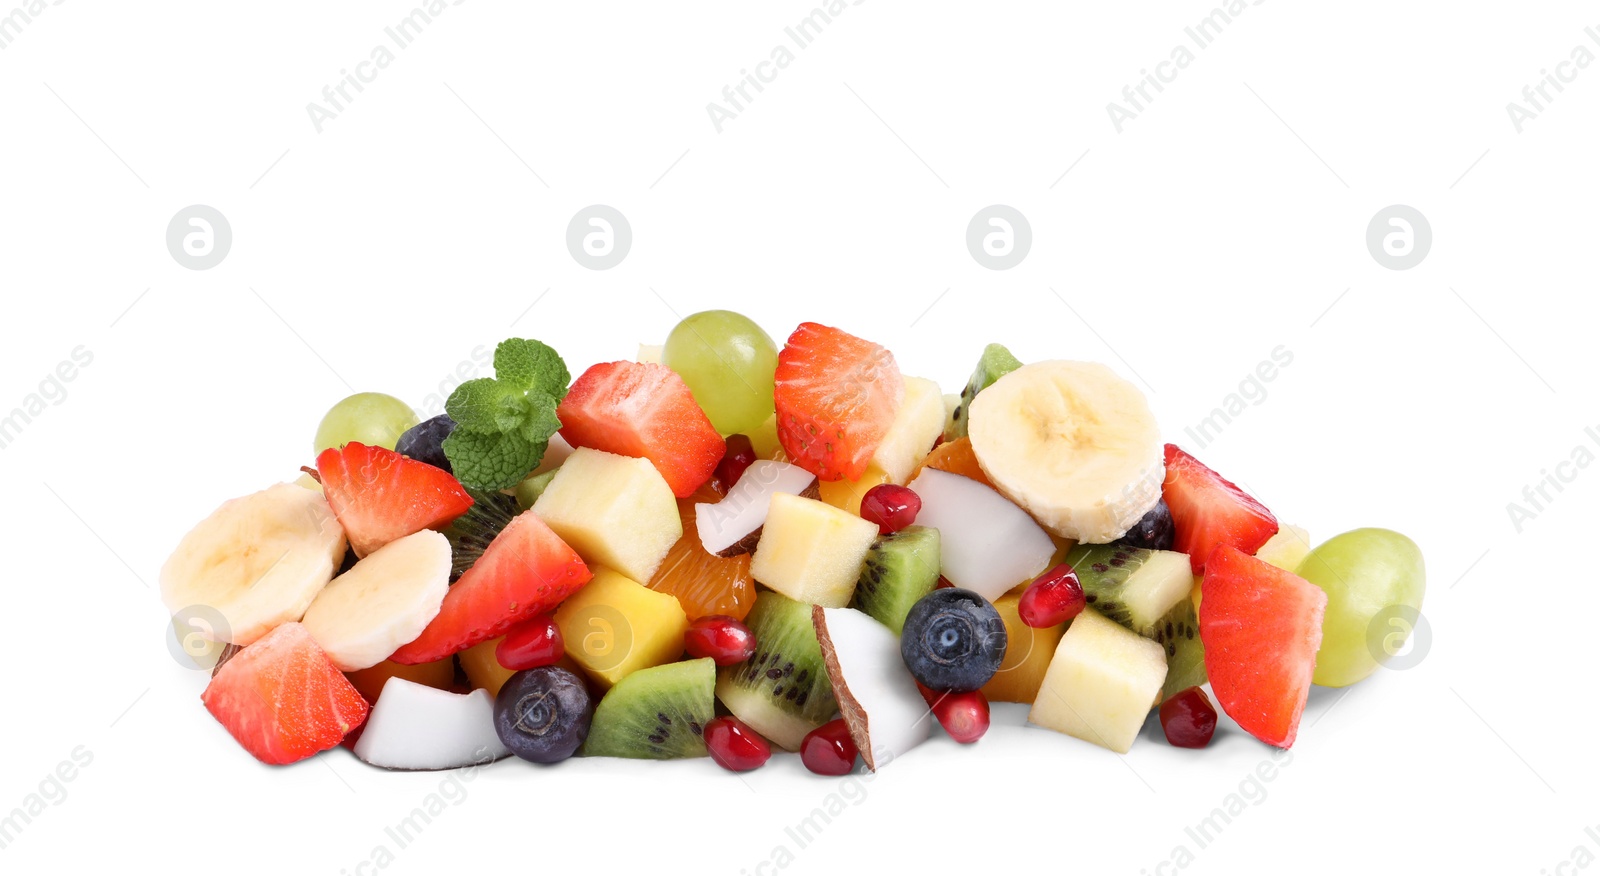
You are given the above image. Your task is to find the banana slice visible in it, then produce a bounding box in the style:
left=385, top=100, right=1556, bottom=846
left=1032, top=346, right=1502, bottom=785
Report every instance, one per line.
left=300, top=530, right=451, bottom=671
left=968, top=361, right=1163, bottom=544
left=160, top=483, right=348, bottom=647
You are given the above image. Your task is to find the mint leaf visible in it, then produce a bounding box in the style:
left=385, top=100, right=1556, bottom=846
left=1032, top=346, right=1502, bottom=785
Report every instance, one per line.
left=441, top=428, right=545, bottom=493
left=517, top=391, right=562, bottom=445
left=495, top=339, right=570, bottom=400
left=446, top=378, right=527, bottom=434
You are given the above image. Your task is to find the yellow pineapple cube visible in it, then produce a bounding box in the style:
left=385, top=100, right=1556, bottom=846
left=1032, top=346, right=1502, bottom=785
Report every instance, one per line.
left=555, top=568, right=689, bottom=689
left=532, top=447, right=682, bottom=583
left=870, top=377, right=947, bottom=484
left=980, top=594, right=1067, bottom=704
left=817, top=465, right=893, bottom=516
left=751, top=493, right=879, bottom=607
left=1029, top=609, right=1167, bottom=753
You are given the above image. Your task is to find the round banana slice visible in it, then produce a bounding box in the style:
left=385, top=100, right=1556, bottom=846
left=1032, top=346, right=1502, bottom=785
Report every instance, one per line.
left=968, top=360, right=1163, bottom=544
left=160, top=483, right=348, bottom=647
left=300, top=530, right=451, bottom=672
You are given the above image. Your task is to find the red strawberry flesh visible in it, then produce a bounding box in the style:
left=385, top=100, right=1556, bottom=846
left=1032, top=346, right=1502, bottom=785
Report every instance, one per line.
left=557, top=361, right=725, bottom=498
left=773, top=322, right=904, bottom=481
left=1162, top=444, right=1278, bottom=574
left=316, top=442, right=474, bottom=558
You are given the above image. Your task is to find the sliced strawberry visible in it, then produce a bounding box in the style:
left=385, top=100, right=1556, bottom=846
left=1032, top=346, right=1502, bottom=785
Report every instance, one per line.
left=389, top=510, right=591, bottom=664
left=1162, top=444, right=1278, bottom=574
left=557, top=362, right=724, bottom=498
left=774, top=322, right=903, bottom=481
left=201, top=622, right=369, bottom=765
left=1200, top=545, right=1326, bottom=748
left=317, top=442, right=474, bottom=557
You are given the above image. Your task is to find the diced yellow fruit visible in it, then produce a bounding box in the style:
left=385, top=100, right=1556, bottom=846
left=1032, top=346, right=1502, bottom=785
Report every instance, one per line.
left=817, top=465, right=893, bottom=516
left=1029, top=609, right=1167, bottom=754
left=533, top=447, right=682, bottom=583
left=346, top=658, right=454, bottom=702
left=981, top=595, right=1066, bottom=703
left=555, top=568, right=689, bottom=689
left=293, top=472, right=323, bottom=494
left=870, top=376, right=947, bottom=484
left=637, top=343, right=664, bottom=365
left=749, top=413, right=785, bottom=461
left=750, top=494, right=879, bottom=607
left=1256, top=524, right=1312, bottom=573
left=458, top=637, right=586, bottom=697
left=1191, top=576, right=1203, bottom=610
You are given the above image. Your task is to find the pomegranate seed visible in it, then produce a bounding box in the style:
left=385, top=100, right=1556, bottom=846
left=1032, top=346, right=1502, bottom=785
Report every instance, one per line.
left=495, top=614, right=564, bottom=670
left=1160, top=687, right=1218, bottom=749
left=1018, top=564, right=1086, bottom=627
left=915, top=683, right=990, bottom=744
left=935, top=576, right=955, bottom=590
left=859, top=484, right=921, bottom=534
left=683, top=615, right=757, bottom=666
left=800, top=718, right=858, bottom=776
left=715, top=435, right=757, bottom=490
left=704, top=716, right=771, bottom=772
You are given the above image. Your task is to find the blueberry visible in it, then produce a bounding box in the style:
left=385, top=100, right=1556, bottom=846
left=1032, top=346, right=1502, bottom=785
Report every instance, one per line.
left=1116, top=499, right=1175, bottom=551
left=899, top=588, right=1007, bottom=692
left=395, top=414, right=457, bottom=473
left=494, top=666, right=592, bottom=764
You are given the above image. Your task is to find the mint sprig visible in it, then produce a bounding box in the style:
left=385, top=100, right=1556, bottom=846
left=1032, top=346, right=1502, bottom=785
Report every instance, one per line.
left=442, top=338, right=569, bottom=492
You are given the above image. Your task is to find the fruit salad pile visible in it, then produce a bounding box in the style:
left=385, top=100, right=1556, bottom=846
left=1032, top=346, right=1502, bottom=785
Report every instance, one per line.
left=163, top=312, right=1426, bottom=773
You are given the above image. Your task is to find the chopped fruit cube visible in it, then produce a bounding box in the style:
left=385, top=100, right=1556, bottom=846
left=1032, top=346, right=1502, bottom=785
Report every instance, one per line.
left=774, top=322, right=905, bottom=482
left=908, top=436, right=993, bottom=489
left=316, top=442, right=474, bottom=558
left=555, top=568, right=690, bottom=689
left=980, top=593, right=1067, bottom=704
left=1200, top=545, right=1326, bottom=748
left=748, top=412, right=785, bottom=461
left=750, top=493, right=880, bottom=608
left=1254, top=524, right=1311, bottom=572
left=533, top=447, right=683, bottom=584
left=557, top=361, right=725, bottom=498
left=345, top=658, right=455, bottom=703
left=1162, top=444, right=1279, bottom=574
left=457, top=637, right=516, bottom=697
left=389, top=510, right=592, bottom=664
left=201, top=622, right=369, bottom=765
left=869, top=376, right=947, bottom=484
left=817, top=464, right=893, bottom=516
left=1028, top=609, right=1167, bottom=754
left=649, top=485, right=756, bottom=621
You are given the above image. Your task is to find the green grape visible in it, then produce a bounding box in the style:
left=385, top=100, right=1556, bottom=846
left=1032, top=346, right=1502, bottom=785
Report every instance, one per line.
left=313, top=392, right=419, bottom=454
left=661, top=310, right=777, bottom=436
left=1295, top=528, right=1425, bottom=688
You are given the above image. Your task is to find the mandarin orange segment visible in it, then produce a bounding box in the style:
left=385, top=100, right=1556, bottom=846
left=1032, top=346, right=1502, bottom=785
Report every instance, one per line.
left=647, top=485, right=756, bottom=621
left=909, top=436, right=993, bottom=489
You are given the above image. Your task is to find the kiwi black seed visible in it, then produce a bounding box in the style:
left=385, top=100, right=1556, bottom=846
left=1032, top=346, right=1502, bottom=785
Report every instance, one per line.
left=713, top=591, right=837, bottom=750
left=581, top=658, right=715, bottom=759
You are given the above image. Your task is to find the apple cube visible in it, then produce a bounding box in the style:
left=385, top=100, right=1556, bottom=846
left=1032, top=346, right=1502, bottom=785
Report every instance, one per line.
left=751, top=493, right=879, bottom=607
left=869, top=376, right=947, bottom=484
left=554, top=568, right=689, bottom=689
left=532, top=447, right=682, bottom=583
left=1028, top=609, right=1167, bottom=754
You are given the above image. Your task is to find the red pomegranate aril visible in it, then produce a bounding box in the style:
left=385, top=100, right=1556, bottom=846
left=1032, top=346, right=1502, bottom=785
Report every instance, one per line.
left=800, top=718, right=858, bottom=776
left=916, top=684, right=990, bottom=744
left=715, top=434, right=758, bottom=490
left=1160, top=686, right=1218, bottom=749
left=495, top=614, right=564, bottom=670
left=859, top=484, right=921, bottom=534
left=1018, top=564, right=1086, bottom=628
left=683, top=615, right=757, bottom=666
left=935, top=576, right=955, bottom=590
left=704, top=716, right=771, bottom=772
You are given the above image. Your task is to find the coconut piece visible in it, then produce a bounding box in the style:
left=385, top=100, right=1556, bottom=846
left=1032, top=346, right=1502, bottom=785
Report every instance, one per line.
left=811, top=606, right=931, bottom=771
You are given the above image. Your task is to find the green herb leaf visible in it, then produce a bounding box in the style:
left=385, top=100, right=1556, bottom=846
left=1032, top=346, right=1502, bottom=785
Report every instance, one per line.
left=495, top=339, right=570, bottom=399
left=442, top=338, right=571, bottom=492
left=441, top=428, right=546, bottom=493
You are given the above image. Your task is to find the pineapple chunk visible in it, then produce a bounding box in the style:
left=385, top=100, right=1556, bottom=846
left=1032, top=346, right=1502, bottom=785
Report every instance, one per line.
left=980, top=594, right=1066, bottom=704
left=532, top=447, right=682, bottom=583
left=869, top=377, right=947, bottom=484
left=1255, top=524, right=1311, bottom=573
left=751, top=493, right=879, bottom=607
left=555, top=568, right=689, bottom=689
left=817, top=465, right=893, bottom=515
left=1029, top=609, right=1167, bottom=753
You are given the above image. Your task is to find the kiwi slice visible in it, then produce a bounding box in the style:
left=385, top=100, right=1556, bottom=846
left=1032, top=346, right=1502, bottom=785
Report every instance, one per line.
left=1155, top=597, right=1206, bottom=701
left=946, top=343, right=1023, bottom=440
left=581, top=658, right=714, bottom=759
left=514, top=468, right=560, bottom=511
left=715, top=591, right=837, bottom=751
left=1064, top=543, right=1192, bottom=638
left=851, top=526, right=941, bottom=635
left=443, top=489, right=521, bottom=581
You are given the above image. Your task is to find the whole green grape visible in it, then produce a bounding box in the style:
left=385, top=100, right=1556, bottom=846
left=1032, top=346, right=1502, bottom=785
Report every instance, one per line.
left=661, top=310, right=777, bottom=436
left=313, top=392, right=419, bottom=454
left=1295, top=528, right=1425, bottom=687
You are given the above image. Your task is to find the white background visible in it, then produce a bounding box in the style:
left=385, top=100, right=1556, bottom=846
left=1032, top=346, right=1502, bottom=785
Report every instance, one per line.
left=2, top=2, right=1596, bottom=874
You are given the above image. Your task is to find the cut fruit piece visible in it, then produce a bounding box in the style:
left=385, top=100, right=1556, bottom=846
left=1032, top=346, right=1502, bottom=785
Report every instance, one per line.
left=851, top=526, right=941, bottom=635
left=817, top=465, right=893, bottom=516
left=345, top=658, right=455, bottom=703
left=532, top=447, right=682, bottom=584
left=161, top=483, right=347, bottom=647
left=968, top=361, right=1164, bottom=544
left=1200, top=545, right=1327, bottom=748
left=813, top=606, right=931, bottom=771
left=457, top=636, right=585, bottom=698
left=316, top=442, right=475, bottom=558
left=554, top=568, right=689, bottom=689
left=980, top=593, right=1067, bottom=704
left=636, top=343, right=663, bottom=365
left=201, top=622, right=369, bottom=765
left=530, top=433, right=575, bottom=478
left=1064, top=544, right=1193, bottom=638
left=444, top=490, right=522, bottom=581
left=695, top=460, right=819, bottom=556
left=648, top=485, right=756, bottom=622
left=1028, top=609, right=1167, bottom=754
left=715, top=591, right=837, bottom=750
left=301, top=530, right=452, bottom=671
left=1255, top=524, right=1311, bottom=573
left=557, top=361, right=725, bottom=498
left=389, top=510, right=591, bottom=664
left=1154, top=598, right=1206, bottom=701
left=582, top=658, right=715, bottom=759
left=353, top=678, right=510, bottom=770
left=909, top=436, right=993, bottom=490
left=750, top=493, right=879, bottom=608
left=905, top=468, right=1055, bottom=601
left=774, top=322, right=905, bottom=482
left=1162, top=444, right=1279, bottom=574
left=869, top=376, right=947, bottom=484
left=946, top=342, right=1023, bottom=441
left=749, top=413, right=785, bottom=461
